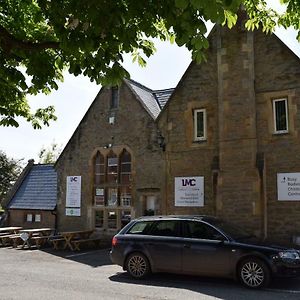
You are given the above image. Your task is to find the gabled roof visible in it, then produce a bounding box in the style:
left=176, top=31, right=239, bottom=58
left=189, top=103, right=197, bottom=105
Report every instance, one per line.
left=125, top=79, right=174, bottom=119
left=7, top=163, right=57, bottom=210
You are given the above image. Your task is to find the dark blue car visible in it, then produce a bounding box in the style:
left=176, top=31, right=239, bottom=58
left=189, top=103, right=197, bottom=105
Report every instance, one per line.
left=110, top=215, right=300, bottom=289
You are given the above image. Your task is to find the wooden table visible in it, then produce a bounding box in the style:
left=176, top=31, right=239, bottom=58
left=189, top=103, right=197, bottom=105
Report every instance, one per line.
left=0, top=227, right=23, bottom=246
left=0, top=227, right=22, bottom=234
left=59, top=230, right=94, bottom=251
left=19, top=228, right=54, bottom=249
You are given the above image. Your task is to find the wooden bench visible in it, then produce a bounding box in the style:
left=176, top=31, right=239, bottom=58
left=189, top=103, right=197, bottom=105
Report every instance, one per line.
left=48, top=236, right=65, bottom=250
left=0, top=234, right=19, bottom=246
left=71, top=237, right=102, bottom=251
left=30, top=236, right=51, bottom=249
left=9, top=235, right=22, bottom=248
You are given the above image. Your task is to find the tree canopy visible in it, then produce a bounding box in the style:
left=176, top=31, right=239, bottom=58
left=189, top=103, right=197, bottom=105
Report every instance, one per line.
left=38, top=142, right=62, bottom=163
left=0, top=150, right=22, bottom=204
left=0, top=0, right=299, bottom=128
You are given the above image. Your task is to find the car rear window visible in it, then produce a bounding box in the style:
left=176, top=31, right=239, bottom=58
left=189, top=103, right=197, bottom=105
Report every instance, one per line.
left=126, top=221, right=153, bottom=234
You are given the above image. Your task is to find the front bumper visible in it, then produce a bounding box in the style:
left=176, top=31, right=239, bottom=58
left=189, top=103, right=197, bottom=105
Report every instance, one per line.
left=272, top=259, right=300, bottom=278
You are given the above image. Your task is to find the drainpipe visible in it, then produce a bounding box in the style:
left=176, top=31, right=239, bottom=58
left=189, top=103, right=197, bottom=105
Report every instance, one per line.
left=256, top=153, right=267, bottom=239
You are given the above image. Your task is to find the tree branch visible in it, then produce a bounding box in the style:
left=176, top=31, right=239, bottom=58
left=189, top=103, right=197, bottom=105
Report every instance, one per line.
left=0, top=25, right=59, bottom=54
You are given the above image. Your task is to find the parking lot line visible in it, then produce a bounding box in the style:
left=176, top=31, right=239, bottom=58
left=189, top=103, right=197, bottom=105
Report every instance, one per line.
left=266, top=288, right=300, bottom=294
left=65, top=250, right=100, bottom=258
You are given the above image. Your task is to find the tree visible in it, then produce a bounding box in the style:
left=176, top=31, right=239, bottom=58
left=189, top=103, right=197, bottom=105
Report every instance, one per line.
left=0, top=150, right=22, bottom=204
left=0, top=0, right=299, bottom=128
left=38, top=142, right=62, bottom=164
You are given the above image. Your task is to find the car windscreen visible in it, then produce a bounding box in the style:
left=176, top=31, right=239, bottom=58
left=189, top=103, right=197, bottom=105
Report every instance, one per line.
left=207, top=219, right=254, bottom=241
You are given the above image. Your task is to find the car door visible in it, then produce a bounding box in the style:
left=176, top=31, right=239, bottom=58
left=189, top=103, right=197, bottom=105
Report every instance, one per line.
left=143, top=220, right=182, bottom=273
left=181, top=221, right=232, bottom=276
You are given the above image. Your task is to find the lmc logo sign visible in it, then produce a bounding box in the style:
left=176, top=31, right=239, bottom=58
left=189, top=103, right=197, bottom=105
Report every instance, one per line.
left=175, top=176, right=204, bottom=207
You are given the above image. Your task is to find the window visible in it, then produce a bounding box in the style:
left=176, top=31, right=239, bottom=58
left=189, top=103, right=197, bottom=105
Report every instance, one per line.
left=149, top=220, right=180, bottom=237
left=111, top=87, right=119, bottom=109
left=107, top=152, right=118, bottom=183
left=273, top=98, right=288, bottom=134
left=127, top=221, right=154, bottom=235
left=108, top=211, right=117, bottom=229
left=194, top=109, right=207, bottom=141
left=92, top=148, right=133, bottom=231
left=108, top=188, right=118, bottom=206
left=120, top=186, right=131, bottom=206
left=120, top=150, right=131, bottom=184
left=26, top=214, right=33, bottom=222
left=35, top=214, right=41, bottom=222
left=121, top=210, right=131, bottom=227
left=94, top=152, right=105, bottom=185
left=95, top=188, right=105, bottom=206
left=185, top=221, right=224, bottom=240
left=95, top=211, right=104, bottom=228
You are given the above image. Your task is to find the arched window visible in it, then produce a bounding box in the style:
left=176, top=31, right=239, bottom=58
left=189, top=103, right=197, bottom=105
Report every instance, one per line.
left=94, top=151, right=105, bottom=206
left=120, top=149, right=131, bottom=184
left=107, top=151, right=118, bottom=183
left=120, top=149, right=131, bottom=207
left=94, top=151, right=105, bottom=185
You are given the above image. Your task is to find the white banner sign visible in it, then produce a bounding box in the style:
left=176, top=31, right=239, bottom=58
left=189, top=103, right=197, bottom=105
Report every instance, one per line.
left=66, top=208, right=81, bottom=217
left=66, top=176, right=81, bottom=208
left=175, top=176, right=204, bottom=207
left=277, top=173, right=300, bottom=201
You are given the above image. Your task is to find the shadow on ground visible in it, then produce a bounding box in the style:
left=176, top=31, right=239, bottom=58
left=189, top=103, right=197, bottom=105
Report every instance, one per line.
left=109, top=271, right=300, bottom=300
left=11, top=243, right=114, bottom=268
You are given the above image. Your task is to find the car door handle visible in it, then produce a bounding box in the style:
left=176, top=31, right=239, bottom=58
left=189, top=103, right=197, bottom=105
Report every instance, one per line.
left=183, top=244, right=191, bottom=249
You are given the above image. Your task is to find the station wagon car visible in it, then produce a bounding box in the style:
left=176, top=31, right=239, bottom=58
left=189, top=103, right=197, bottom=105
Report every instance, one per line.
left=110, top=215, right=300, bottom=289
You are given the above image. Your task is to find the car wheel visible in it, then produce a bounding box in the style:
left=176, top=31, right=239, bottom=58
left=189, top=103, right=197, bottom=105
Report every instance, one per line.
left=238, top=258, right=270, bottom=289
left=126, top=253, right=150, bottom=279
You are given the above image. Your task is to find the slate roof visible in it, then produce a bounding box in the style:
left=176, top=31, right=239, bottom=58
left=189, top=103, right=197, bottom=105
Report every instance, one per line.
left=8, top=164, right=57, bottom=210
left=125, top=79, right=174, bottom=119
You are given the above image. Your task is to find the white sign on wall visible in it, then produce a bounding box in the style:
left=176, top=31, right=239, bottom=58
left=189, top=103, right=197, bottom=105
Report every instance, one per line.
left=66, top=176, right=81, bottom=216
left=175, top=176, right=204, bottom=207
left=65, top=208, right=81, bottom=217
left=277, top=173, right=300, bottom=201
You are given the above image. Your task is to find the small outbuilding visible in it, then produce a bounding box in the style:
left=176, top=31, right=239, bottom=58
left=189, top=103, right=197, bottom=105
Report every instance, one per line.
left=2, top=159, right=57, bottom=229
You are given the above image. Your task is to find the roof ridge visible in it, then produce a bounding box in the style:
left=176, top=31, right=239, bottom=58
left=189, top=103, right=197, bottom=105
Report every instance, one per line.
left=125, top=78, right=154, bottom=93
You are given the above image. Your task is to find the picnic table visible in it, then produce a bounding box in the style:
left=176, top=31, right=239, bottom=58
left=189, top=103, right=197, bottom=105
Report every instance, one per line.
left=0, top=227, right=22, bottom=234
left=56, top=230, right=98, bottom=251
left=0, top=227, right=23, bottom=246
left=19, top=228, right=54, bottom=249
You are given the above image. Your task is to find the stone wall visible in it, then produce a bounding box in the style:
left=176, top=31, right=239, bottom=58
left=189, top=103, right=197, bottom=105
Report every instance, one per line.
left=159, top=22, right=300, bottom=243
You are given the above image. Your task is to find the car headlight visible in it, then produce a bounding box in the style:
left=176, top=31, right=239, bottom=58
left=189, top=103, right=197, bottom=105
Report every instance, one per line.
left=278, top=251, right=300, bottom=260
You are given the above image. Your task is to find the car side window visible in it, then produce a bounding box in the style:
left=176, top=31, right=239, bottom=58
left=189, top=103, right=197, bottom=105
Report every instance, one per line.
left=126, top=221, right=153, bottom=234
left=148, top=220, right=180, bottom=237
left=185, top=221, right=224, bottom=240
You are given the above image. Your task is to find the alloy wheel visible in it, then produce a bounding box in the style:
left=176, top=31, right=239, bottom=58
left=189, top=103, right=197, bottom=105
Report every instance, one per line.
left=240, top=261, right=265, bottom=288
left=127, top=254, right=149, bottom=278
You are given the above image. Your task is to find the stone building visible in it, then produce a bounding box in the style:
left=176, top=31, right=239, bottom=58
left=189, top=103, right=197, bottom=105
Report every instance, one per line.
left=55, top=79, right=173, bottom=236
left=55, top=18, right=300, bottom=244
left=158, top=21, right=300, bottom=243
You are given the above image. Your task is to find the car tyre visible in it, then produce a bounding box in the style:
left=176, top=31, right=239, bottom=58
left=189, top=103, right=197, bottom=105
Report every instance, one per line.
left=238, top=257, right=270, bottom=289
left=126, top=252, right=150, bottom=279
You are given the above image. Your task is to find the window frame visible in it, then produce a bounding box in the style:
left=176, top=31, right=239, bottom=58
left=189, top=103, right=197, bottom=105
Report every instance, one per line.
left=194, top=108, right=207, bottom=141
left=110, top=87, right=119, bottom=109
left=273, top=98, right=289, bottom=134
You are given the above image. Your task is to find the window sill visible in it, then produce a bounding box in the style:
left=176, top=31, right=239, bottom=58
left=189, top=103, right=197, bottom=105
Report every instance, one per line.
left=272, top=131, right=289, bottom=136
left=193, top=139, right=207, bottom=144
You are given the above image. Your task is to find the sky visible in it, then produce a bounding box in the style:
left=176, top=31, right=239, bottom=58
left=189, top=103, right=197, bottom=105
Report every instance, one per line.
left=0, top=12, right=299, bottom=164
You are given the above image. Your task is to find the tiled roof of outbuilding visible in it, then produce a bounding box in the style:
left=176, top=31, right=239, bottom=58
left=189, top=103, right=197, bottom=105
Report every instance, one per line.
left=125, top=79, right=174, bottom=119
left=8, top=164, right=57, bottom=210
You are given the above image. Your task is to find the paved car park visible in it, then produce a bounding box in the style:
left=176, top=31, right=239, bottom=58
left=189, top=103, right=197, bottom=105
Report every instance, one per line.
left=0, top=247, right=300, bottom=300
